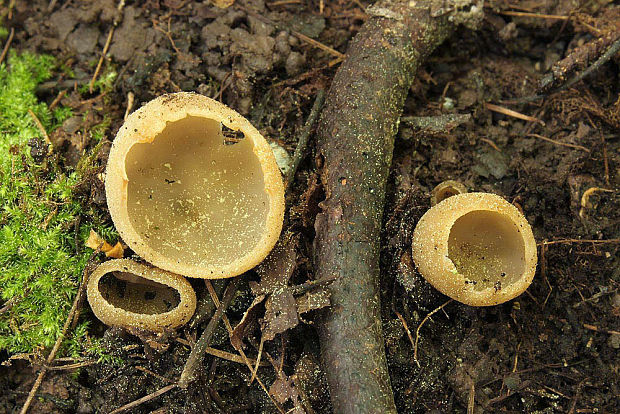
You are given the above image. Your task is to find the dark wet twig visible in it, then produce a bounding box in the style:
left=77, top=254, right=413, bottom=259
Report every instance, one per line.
left=559, top=35, right=620, bottom=91
left=285, top=89, right=325, bottom=192
left=178, top=276, right=242, bottom=388
left=502, top=34, right=620, bottom=105
left=313, top=1, right=481, bottom=412
left=188, top=279, right=225, bottom=330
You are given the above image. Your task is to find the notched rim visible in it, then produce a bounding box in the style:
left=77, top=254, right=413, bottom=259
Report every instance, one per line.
left=105, top=92, right=285, bottom=279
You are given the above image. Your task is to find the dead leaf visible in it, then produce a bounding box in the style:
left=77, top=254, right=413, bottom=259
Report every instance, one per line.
left=231, top=294, right=265, bottom=350
left=262, top=290, right=299, bottom=342
left=269, top=375, right=305, bottom=413
left=252, top=233, right=297, bottom=296
left=295, top=288, right=330, bottom=314
left=85, top=229, right=112, bottom=251
left=105, top=242, right=124, bottom=259
left=85, top=229, right=124, bottom=258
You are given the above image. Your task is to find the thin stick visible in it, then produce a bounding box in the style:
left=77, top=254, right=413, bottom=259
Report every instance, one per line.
left=89, top=0, right=125, bottom=93
left=0, top=296, right=19, bottom=314
left=540, top=238, right=620, bottom=246
left=90, top=28, right=115, bottom=94
left=175, top=338, right=268, bottom=366
left=0, top=27, right=15, bottom=66
left=123, top=91, right=135, bottom=120
left=178, top=277, right=241, bottom=388
left=286, top=89, right=325, bottom=190
left=526, top=133, right=590, bottom=152
left=597, top=128, right=610, bottom=185
left=49, top=90, right=67, bottom=111
left=290, top=274, right=338, bottom=296
left=47, top=0, right=59, bottom=12
left=394, top=310, right=415, bottom=350
left=19, top=264, right=93, bottom=414
left=567, top=378, right=588, bottom=414
left=582, top=323, right=620, bottom=335
left=485, top=103, right=545, bottom=126
left=268, top=0, right=301, bottom=6
left=27, top=109, right=52, bottom=149
left=500, top=11, right=569, bottom=20
left=250, top=336, right=265, bottom=383
left=108, top=384, right=176, bottom=414
left=45, top=360, right=96, bottom=371
left=413, top=299, right=453, bottom=367
left=293, top=30, right=345, bottom=59
left=135, top=366, right=176, bottom=384
left=467, top=381, right=475, bottom=414
left=513, top=35, right=620, bottom=104
left=480, top=137, right=501, bottom=152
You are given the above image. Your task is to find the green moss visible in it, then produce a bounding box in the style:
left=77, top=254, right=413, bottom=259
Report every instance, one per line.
left=0, top=51, right=113, bottom=356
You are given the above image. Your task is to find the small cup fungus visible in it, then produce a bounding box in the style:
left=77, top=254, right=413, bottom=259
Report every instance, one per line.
left=412, top=193, right=537, bottom=306
left=430, top=180, right=468, bottom=206
left=105, top=92, right=285, bottom=278
left=86, top=259, right=197, bottom=331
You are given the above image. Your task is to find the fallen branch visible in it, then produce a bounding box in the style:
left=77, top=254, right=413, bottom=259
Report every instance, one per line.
left=313, top=1, right=482, bottom=412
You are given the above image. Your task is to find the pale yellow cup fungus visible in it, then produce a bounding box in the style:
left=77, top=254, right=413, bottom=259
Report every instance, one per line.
left=430, top=180, right=467, bottom=206
left=412, top=192, right=537, bottom=306
left=105, top=92, right=285, bottom=279
left=86, top=259, right=197, bottom=332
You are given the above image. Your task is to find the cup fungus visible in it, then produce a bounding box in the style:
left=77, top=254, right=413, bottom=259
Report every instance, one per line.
left=430, top=180, right=468, bottom=206
left=105, top=92, right=285, bottom=278
left=412, top=192, right=537, bottom=306
left=87, top=259, right=197, bottom=331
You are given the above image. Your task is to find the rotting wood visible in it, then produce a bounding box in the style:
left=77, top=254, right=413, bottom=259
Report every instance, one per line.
left=313, top=1, right=482, bottom=412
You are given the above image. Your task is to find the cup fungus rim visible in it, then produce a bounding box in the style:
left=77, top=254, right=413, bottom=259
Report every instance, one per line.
left=105, top=92, right=285, bottom=279
left=412, top=192, right=537, bottom=306
left=86, top=258, right=197, bottom=332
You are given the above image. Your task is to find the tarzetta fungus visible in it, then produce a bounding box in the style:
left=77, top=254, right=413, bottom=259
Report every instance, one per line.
left=105, top=92, right=285, bottom=279
left=86, top=259, right=197, bottom=331
left=412, top=192, right=537, bottom=306
left=430, top=179, right=467, bottom=206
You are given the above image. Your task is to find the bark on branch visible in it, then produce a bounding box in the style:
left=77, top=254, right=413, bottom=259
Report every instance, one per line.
left=313, top=1, right=481, bottom=412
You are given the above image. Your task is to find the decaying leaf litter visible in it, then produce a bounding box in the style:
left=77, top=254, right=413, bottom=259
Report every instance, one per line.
left=0, top=0, right=619, bottom=413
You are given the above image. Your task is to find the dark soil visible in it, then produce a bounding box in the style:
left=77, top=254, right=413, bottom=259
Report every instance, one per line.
left=1, top=1, right=618, bottom=413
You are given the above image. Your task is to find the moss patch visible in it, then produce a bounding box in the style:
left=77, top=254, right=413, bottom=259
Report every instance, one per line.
left=0, top=51, right=110, bottom=356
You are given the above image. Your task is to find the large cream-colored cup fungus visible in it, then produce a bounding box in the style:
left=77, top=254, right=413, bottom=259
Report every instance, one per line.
left=106, top=92, right=285, bottom=278
left=87, top=259, right=197, bottom=331
left=412, top=193, right=537, bottom=306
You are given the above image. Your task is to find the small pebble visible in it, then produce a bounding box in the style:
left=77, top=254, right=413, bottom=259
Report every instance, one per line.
left=285, top=51, right=305, bottom=76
